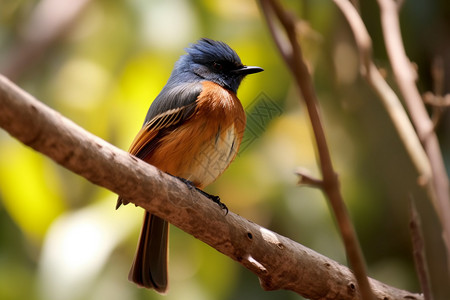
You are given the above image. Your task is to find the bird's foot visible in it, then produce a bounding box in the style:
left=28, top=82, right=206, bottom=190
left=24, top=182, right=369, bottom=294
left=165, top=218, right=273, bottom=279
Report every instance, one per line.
left=174, top=176, right=228, bottom=215
left=197, top=190, right=228, bottom=215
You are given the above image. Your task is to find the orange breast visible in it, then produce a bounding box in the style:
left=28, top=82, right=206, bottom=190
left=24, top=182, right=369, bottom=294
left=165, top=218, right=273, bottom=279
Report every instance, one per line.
left=145, top=81, right=246, bottom=188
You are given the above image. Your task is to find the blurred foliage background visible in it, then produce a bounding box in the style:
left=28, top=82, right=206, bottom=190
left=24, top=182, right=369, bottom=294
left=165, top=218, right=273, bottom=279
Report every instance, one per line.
left=0, top=0, right=449, bottom=299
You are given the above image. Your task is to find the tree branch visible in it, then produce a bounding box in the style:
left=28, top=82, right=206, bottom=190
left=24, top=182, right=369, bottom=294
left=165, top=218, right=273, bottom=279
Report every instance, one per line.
left=333, top=0, right=432, bottom=185
left=0, top=75, right=424, bottom=299
left=295, top=167, right=324, bottom=188
left=378, top=0, right=450, bottom=272
left=259, top=1, right=375, bottom=299
left=409, top=199, right=433, bottom=300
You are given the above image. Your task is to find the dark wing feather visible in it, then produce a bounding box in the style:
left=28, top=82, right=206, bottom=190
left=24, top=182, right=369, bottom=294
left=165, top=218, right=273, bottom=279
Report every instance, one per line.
left=116, top=81, right=202, bottom=208
left=144, top=81, right=203, bottom=124
left=128, top=101, right=197, bottom=158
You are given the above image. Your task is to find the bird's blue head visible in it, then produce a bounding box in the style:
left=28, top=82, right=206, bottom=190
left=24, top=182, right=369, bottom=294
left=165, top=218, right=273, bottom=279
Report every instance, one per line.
left=171, top=38, right=263, bottom=93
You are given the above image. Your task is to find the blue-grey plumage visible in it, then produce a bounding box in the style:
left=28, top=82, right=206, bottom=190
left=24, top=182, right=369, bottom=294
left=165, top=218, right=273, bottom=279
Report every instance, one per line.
left=144, top=38, right=263, bottom=124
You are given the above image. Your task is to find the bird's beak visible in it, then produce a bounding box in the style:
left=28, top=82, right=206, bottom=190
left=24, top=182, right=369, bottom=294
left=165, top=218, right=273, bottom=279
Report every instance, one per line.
left=232, top=66, right=264, bottom=75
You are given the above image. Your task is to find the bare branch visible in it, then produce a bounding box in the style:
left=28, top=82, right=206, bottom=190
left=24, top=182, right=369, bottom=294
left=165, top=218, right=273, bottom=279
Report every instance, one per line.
left=0, top=74, right=423, bottom=299
left=431, top=57, right=445, bottom=97
left=332, top=0, right=432, bottom=186
left=409, top=199, right=433, bottom=300
left=427, top=57, right=447, bottom=129
left=423, top=93, right=450, bottom=108
left=333, top=0, right=372, bottom=76
left=423, top=92, right=448, bottom=130
left=378, top=0, right=450, bottom=271
left=295, top=167, right=323, bottom=188
left=259, top=0, right=374, bottom=299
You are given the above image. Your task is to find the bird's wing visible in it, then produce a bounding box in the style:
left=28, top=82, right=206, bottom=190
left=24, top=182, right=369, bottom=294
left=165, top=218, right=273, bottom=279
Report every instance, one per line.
left=143, top=81, right=204, bottom=124
left=128, top=101, right=197, bottom=158
left=116, top=82, right=202, bottom=208
left=130, top=81, right=203, bottom=158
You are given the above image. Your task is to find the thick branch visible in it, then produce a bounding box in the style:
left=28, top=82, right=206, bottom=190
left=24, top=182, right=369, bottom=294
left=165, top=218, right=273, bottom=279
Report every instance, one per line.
left=0, top=75, right=423, bottom=300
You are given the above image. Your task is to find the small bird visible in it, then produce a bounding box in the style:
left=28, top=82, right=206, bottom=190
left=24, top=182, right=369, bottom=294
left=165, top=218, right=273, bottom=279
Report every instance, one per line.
left=116, top=38, right=263, bottom=293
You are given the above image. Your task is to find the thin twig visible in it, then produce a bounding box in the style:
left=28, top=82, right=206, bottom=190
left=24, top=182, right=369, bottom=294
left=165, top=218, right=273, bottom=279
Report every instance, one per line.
left=378, top=0, right=450, bottom=272
left=409, top=199, right=433, bottom=300
left=333, top=0, right=372, bottom=76
left=332, top=0, right=432, bottom=187
left=428, top=57, right=447, bottom=128
left=259, top=1, right=374, bottom=299
left=295, top=167, right=323, bottom=188
left=423, top=93, right=450, bottom=108
left=431, top=57, right=445, bottom=97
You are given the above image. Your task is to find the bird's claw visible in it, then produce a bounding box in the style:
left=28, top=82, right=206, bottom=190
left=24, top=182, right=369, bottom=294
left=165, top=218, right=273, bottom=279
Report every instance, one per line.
left=173, top=175, right=228, bottom=215
left=207, top=194, right=228, bottom=215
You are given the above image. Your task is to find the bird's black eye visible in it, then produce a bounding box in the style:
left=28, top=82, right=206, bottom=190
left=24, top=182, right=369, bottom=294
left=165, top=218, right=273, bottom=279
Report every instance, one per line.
left=213, top=62, right=223, bottom=71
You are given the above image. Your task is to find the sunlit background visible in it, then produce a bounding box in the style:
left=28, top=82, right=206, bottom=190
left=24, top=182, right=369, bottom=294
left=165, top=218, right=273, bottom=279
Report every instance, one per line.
left=1, top=0, right=450, bottom=299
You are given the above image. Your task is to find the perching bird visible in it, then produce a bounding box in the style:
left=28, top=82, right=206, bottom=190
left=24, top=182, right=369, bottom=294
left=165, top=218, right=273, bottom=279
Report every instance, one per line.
left=116, top=38, right=263, bottom=293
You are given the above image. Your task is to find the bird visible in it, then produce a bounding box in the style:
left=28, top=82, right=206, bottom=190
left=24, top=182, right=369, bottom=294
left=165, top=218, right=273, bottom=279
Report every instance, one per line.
left=116, top=38, right=263, bottom=293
